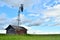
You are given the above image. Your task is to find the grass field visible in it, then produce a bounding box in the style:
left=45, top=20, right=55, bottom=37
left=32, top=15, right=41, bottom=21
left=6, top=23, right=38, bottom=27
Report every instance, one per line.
left=0, top=34, right=60, bottom=40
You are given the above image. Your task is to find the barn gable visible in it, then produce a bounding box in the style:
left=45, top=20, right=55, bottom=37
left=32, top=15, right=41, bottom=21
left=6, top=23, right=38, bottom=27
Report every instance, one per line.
left=5, top=25, right=15, bottom=30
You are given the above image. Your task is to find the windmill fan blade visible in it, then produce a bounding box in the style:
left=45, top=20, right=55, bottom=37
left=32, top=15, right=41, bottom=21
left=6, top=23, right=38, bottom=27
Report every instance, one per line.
left=21, top=4, right=23, bottom=12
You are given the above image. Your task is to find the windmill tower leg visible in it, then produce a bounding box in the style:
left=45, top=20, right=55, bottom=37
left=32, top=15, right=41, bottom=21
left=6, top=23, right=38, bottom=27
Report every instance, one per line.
left=17, top=4, right=23, bottom=27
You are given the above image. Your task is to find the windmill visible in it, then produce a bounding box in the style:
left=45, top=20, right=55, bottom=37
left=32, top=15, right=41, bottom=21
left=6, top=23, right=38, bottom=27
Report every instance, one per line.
left=18, top=4, right=23, bottom=27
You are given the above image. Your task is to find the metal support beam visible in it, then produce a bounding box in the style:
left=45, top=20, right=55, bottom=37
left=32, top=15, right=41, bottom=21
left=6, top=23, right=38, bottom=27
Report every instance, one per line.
left=18, top=4, right=23, bottom=26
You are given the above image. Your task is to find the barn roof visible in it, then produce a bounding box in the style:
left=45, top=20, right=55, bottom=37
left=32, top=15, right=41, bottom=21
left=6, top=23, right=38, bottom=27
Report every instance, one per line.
left=5, top=25, right=27, bottom=30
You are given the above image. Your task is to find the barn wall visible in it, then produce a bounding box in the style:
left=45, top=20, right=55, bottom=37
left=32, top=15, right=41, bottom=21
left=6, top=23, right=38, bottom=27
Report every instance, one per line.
left=6, top=27, right=16, bottom=34
left=16, top=29, right=27, bottom=34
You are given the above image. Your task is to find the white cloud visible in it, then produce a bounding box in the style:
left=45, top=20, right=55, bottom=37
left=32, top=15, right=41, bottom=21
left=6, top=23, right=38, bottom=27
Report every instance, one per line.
left=9, top=13, right=45, bottom=27
left=28, top=13, right=40, bottom=17
left=0, top=13, right=7, bottom=25
left=0, top=13, right=9, bottom=29
left=42, top=4, right=60, bottom=26
left=0, top=0, right=60, bottom=27
left=0, top=1, right=5, bottom=7
left=53, top=4, right=60, bottom=9
left=43, top=5, right=60, bottom=17
left=9, top=14, right=31, bottom=25
left=26, top=4, right=60, bottom=26
left=1, top=0, right=34, bottom=9
left=20, top=25, right=31, bottom=29
left=28, top=19, right=44, bottom=26
left=1, top=13, right=31, bottom=30
left=56, top=0, right=60, bottom=2
left=27, top=29, right=60, bottom=34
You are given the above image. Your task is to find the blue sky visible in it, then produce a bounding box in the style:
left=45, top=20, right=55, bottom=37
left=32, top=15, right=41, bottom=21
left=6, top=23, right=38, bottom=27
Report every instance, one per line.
left=0, top=0, right=60, bottom=34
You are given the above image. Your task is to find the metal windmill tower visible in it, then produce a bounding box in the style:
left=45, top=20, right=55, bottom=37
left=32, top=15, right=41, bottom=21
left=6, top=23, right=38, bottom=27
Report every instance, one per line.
left=18, top=4, right=23, bottom=26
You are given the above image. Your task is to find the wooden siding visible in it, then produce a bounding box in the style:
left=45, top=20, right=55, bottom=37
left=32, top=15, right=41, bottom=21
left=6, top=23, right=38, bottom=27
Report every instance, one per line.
left=6, top=26, right=16, bottom=34
left=16, top=29, right=27, bottom=34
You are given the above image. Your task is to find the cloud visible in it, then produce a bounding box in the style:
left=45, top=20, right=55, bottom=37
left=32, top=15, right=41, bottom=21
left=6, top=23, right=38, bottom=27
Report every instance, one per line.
left=24, top=0, right=60, bottom=26
left=56, top=0, right=60, bottom=2
left=0, top=13, right=9, bottom=29
left=0, top=0, right=60, bottom=9
left=1, top=0, right=57, bottom=9
left=8, top=13, right=44, bottom=27
left=0, top=1, right=5, bottom=7
left=0, top=13, right=7, bottom=25
left=0, top=13, right=31, bottom=29
left=43, top=5, right=60, bottom=17
left=0, top=0, right=60, bottom=27
left=9, top=14, right=31, bottom=25
left=28, top=18, right=44, bottom=26
left=25, top=4, right=60, bottom=26
left=28, top=13, right=40, bottom=17
left=23, top=4, right=60, bottom=27
left=1, top=0, right=34, bottom=9
left=27, top=29, right=60, bottom=34
left=41, top=4, right=60, bottom=26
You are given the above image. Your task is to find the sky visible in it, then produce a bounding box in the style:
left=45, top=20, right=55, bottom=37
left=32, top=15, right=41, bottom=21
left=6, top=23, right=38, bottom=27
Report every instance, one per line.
left=0, top=0, right=60, bottom=34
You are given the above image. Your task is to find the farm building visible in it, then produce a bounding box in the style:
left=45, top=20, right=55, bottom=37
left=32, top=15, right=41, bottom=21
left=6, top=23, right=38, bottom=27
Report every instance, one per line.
left=5, top=25, right=27, bottom=34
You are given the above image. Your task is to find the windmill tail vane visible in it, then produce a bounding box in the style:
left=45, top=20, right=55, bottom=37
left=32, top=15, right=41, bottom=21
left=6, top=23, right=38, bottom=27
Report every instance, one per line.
left=20, top=4, right=23, bottom=12
left=18, top=4, right=23, bottom=13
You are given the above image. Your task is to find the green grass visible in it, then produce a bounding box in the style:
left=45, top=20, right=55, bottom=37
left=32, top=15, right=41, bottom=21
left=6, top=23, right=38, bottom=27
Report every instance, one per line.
left=0, top=34, right=60, bottom=40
